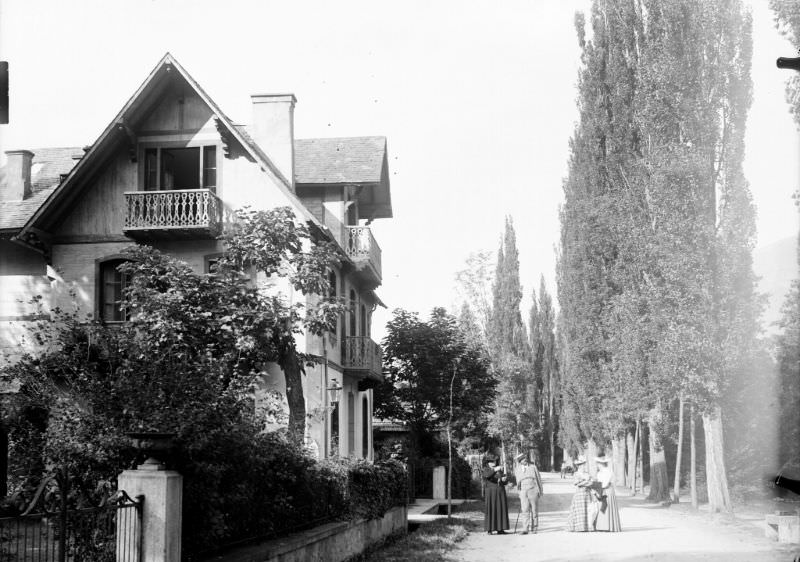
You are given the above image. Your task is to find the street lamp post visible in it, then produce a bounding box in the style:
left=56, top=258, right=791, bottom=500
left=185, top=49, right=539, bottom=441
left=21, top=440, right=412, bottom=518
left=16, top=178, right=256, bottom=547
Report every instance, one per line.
left=327, top=381, right=343, bottom=407
left=327, top=381, right=343, bottom=457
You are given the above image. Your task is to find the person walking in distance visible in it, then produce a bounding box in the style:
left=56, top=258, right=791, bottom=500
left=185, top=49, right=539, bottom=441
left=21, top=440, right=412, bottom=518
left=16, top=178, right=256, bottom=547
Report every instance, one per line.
left=514, top=452, right=544, bottom=534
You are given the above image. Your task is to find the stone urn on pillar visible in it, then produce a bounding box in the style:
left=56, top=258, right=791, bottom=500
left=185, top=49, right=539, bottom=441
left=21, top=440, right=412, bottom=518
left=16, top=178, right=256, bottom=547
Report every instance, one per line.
left=126, top=432, right=176, bottom=470
left=119, top=431, right=182, bottom=561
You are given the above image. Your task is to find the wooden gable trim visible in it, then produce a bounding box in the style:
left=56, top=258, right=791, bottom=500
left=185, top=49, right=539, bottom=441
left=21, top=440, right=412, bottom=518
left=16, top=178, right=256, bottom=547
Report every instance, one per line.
left=19, top=54, right=177, bottom=237
left=18, top=53, right=339, bottom=255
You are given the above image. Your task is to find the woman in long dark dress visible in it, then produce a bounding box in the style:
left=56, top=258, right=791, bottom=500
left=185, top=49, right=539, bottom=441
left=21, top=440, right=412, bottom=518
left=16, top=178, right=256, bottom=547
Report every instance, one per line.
left=482, top=457, right=510, bottom=535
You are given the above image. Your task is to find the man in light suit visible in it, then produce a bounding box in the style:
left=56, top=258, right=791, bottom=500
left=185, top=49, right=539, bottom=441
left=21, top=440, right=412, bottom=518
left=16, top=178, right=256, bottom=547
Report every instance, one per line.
left=514, top=452, right=544, bottom=534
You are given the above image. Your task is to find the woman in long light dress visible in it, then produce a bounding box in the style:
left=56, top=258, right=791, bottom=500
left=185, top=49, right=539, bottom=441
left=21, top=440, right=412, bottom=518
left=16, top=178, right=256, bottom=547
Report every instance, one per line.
left=566, top=457, right=595, bottom=532
left=594, top=456, right=622, bottom=532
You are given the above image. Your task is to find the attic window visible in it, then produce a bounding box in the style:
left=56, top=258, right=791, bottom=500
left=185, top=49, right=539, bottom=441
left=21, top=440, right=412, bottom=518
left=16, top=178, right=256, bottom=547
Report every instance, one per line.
left=143, top=145, right=217, bottom=191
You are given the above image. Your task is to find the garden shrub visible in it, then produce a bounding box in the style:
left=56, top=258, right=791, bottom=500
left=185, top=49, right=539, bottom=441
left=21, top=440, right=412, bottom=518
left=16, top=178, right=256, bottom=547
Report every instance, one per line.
left=0, top=237, right=403, bottom=556
left=344, top=458, right=408, bottom=520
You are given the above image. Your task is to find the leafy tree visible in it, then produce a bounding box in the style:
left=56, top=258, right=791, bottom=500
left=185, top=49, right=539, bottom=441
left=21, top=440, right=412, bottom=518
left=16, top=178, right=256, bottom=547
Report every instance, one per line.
left=770, top=0, right=800, bottom=486
left=490, top=218, right=528, bottom=357
left=486, top=218, right=539, bottom=461
left=373, top=308, right=496, bottom=454
left=529, top=277, right=559, bottom=470
left=1, top=206, right=351, bottom=549
left=221, top=206, right=345, bottom=444
left=775, top=270, right=800, bottom=468
left=560, top=0, right=757, bottom=509
left=771, top=0, right=800, bottom=137
left=558, top=5, right=627, bottom=465
left=454, top=250, right=495, bottom=346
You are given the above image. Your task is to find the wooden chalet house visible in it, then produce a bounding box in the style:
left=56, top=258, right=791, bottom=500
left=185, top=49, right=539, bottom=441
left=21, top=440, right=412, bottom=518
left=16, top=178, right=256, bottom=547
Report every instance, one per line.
left=0, top=53, right=392, bottom=463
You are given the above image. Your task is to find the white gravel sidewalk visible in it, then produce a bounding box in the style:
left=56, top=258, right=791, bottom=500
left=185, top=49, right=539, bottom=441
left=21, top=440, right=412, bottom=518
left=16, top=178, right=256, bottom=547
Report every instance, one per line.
left=449, top=472, right=799, bottom=562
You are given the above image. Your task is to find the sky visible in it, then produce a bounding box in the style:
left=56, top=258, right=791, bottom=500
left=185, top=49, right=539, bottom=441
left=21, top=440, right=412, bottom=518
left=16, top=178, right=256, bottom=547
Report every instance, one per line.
left=0, top=0, right=798, bottom=343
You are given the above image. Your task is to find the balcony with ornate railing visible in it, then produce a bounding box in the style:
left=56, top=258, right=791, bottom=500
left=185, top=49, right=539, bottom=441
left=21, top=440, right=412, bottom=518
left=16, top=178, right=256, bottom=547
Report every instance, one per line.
left=342, top=336, right=383, bottom=380
left=123, top=189, right=223, bottom=239
left=346, top=226, right=382, bottom=286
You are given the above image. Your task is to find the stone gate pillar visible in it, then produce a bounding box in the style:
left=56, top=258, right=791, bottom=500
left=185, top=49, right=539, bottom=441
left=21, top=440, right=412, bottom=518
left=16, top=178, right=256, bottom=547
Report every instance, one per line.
left=117, top=463, right=182, bottom=562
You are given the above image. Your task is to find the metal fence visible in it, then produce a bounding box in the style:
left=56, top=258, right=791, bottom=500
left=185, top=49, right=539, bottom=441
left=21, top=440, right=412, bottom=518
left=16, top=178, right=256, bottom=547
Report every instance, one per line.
left=0, top=473, right=142, bottom=562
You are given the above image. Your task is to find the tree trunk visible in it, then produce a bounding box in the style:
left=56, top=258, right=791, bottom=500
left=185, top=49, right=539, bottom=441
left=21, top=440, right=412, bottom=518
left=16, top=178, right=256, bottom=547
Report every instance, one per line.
left=673, top=396, right=685, bottom=503
left=626, top=426, right=636, bottom=490
left=631, top=421, right=640, bottom=494
left=703, top=404, right=732, bottom=512
left=283, top=350, right=306, bottom=447
left=448, top=366, right=455, bottom=520
left=612, top=436, right=627, bottom=487
left=647, top=418, right=670, bottom=502
left=587, top=438, right=599, bottom=477
left=690, top=403, right=698, bottom=509
left=548, top=379, right=556, bottom=472
left=637, top=420, right=644, bottom=495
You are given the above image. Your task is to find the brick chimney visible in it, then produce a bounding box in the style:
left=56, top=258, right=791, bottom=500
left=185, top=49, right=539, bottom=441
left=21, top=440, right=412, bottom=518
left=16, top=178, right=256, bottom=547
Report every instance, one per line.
left=2, top=150, right=34, bottom=202
left=250, top=94, right=296, bottom=188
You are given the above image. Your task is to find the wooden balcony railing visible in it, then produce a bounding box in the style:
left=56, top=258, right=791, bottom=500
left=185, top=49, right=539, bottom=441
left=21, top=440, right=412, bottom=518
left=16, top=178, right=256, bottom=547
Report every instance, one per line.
left=123, top=189, right=222, bottom=238
left=346, top=226, right=382, bottom=284
left=342, top=336, right=383, bottom=380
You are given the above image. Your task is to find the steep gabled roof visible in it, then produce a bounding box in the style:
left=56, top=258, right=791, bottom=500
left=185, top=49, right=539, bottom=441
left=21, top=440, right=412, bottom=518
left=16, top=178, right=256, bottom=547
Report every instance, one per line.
left=293, top=136, right=393, bottom=220
left=0, top=147, right=82, bottom=233
left=17, top=53, right=323, bottom=239
left=0, top=135, right=396, bottom=233
left=294, top=136, right=386, bottom=184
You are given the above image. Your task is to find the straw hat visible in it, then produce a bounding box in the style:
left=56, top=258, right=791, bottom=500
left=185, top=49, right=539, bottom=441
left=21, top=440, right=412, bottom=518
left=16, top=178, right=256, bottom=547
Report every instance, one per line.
left=595, top=456, right=610, bottom=464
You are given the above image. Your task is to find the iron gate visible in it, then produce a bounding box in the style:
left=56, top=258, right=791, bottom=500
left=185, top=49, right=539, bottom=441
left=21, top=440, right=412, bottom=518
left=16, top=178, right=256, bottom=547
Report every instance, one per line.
left=0, top=471, right=142, bottom=561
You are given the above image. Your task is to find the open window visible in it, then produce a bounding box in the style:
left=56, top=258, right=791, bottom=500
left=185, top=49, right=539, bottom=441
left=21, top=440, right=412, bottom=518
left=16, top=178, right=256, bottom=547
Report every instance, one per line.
left=143, top=145, right=217, bottom=191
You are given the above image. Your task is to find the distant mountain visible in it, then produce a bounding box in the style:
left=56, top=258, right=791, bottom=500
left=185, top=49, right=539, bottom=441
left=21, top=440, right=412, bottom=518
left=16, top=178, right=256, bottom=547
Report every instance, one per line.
left=753, top=235, right=798, bottom=334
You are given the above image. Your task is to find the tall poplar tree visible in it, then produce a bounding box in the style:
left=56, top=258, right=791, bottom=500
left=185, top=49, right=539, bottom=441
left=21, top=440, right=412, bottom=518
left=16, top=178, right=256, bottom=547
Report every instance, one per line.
left=530, top=277, right=559, bottom=470
left=560, top=0, right=756, bottom=510
left=770, top=0, right=800, bottom=478
left=488, top=218, right=536, bottom=458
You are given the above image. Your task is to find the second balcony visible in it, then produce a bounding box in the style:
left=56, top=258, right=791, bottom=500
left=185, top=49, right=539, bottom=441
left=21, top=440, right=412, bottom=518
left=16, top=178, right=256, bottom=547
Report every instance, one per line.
left=342, top=336, right=383, bottom=381
left=346, top=226, right=382, bottom=286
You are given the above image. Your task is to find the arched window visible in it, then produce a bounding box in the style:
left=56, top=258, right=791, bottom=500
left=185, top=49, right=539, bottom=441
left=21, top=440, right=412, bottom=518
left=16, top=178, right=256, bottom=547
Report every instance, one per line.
left=362, top=395, right=369, bottom=458
left=347, top=392, right=356, bottom=457
left=328, top=271, right=337, bottom=299
left=98, top=258, right=131, bottom=322
left=328, top=270, right=338, bottom=341
left=360, top=304, right=367, bottom=337
left=349, top=289, right=357, bottom=337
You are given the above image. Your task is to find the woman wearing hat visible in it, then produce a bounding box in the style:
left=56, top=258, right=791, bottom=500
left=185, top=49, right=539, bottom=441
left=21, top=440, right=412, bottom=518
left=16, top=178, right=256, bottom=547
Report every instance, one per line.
left=482, top=455, right=510, bottom=535
left=594, top=456, right=622, bottom=532
left=566, top=456, right=595, bottom=532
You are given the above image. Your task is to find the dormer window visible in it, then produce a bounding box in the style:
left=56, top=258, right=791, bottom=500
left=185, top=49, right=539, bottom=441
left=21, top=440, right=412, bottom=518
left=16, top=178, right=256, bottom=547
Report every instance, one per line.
left=143, top=145, right=217, bottom=191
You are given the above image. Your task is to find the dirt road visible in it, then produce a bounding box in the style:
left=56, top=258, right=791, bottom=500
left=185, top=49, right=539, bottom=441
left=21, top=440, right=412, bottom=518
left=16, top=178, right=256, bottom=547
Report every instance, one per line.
left=450, top=471, right=799, bottom=562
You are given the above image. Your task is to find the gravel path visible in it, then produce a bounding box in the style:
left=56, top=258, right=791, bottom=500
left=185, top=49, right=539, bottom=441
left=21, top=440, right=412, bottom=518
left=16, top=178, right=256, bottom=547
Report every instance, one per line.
left=449, top=472, right=800, bottom=562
